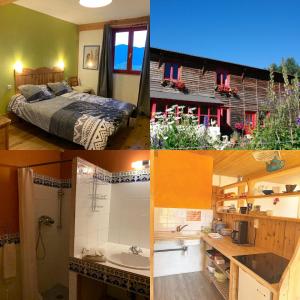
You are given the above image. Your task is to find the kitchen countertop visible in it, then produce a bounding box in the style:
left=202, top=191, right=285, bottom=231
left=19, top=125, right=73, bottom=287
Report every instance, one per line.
left=202, top=234, right=281, bottom=295
left=202, top=234, right=266, bottom=259
left=154, top=231, right=286, bottom=296
left=154, top=230, right=203, bottom=241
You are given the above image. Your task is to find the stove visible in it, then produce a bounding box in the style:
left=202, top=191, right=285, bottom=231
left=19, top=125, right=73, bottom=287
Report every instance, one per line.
left=234, top=252, right=289, bottom=284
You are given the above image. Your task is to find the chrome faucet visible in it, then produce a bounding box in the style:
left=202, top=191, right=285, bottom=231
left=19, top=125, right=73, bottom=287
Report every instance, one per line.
left=129, top=245, right=143, bottom=255
left=176, top=224, right=188, bottom=232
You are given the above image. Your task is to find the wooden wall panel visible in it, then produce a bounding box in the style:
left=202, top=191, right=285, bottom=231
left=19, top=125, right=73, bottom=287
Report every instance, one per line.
left=150, top=58, right=283, bottom=125
left=217, top=212, right=300, bottom=259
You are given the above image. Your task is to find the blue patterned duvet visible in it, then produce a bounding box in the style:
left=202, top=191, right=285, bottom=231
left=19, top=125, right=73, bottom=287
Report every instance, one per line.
left=9, top=91, right=136, bottom=150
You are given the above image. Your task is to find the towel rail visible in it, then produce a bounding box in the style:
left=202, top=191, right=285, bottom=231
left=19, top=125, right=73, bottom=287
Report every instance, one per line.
left=154, top=246, right=188, bottom=253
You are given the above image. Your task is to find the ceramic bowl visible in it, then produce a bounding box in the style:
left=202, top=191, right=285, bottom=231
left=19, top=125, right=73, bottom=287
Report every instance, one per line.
left=285, top=185, right=297, bottom=193
left=262, top=190, right=274, bottom=195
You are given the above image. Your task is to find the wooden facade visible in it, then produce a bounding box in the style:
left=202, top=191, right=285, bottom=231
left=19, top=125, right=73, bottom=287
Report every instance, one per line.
left=150, top=48, right=289, bottom=130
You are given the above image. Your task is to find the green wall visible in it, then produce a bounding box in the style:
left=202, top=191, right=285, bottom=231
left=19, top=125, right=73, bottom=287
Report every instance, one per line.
left=0, top=4, right=78, bottom=114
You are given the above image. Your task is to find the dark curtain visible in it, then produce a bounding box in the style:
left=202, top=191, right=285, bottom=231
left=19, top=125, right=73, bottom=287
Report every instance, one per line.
left=98, top=24, right=113, bottom=98
left=137, top=25, right=150, bottom=117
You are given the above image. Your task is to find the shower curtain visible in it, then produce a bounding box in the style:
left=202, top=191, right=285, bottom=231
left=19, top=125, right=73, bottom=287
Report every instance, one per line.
left=18, top=168, right=42, bottom=300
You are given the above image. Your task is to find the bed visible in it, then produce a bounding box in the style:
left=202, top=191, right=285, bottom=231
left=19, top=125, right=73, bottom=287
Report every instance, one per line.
left=8, top=67, right=136, bottom=150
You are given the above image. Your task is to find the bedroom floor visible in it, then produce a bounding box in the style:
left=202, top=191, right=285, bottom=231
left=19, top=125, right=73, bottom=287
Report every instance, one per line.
left=8, top=116, right=149, bottom=150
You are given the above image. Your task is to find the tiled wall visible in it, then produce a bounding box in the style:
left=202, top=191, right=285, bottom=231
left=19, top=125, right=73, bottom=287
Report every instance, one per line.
left=109, top=181, right=150, bottom=249
left=74, top=158, right=150, bottom=257
left=33, top=176, right=71, bottom=293
left=154, top=208, right=213, bottom=232
left=154, top=208, right=213, bottom=277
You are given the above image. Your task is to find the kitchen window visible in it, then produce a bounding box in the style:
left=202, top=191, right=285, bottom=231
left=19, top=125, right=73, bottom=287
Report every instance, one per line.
left=113, top=26, right=147, bottom=74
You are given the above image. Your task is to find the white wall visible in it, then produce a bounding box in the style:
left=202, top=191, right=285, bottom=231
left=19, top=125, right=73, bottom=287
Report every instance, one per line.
left=213, top=175, right=237, bottom=187
left=78, top=29, right=103, bottom=93
left=108, top=181, right=150, bottom=249
left=78, top=30, right=141, bottom=105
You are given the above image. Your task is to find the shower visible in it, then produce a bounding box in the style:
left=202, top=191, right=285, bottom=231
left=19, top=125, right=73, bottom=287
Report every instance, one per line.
left=39, top=215, right=55, bottom=226
left=36, top=215, right=55, bottom=260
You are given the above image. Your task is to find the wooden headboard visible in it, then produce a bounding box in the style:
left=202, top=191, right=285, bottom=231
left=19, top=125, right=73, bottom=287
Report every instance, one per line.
left=14, top=67, right=64, bottom=92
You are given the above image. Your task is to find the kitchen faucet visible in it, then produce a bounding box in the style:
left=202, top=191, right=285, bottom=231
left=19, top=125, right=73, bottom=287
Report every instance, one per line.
left=176, top=224, right=188, bottom=232
left=129, top=245, right=143, bottom=255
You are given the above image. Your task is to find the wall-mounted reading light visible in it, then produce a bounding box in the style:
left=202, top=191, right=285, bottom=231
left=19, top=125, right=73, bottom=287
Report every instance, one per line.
left=131, top=160, right=150, bottom=170
left=14, top=61, right=23, bottom=74
left=57, top=60, right=65, bottom=71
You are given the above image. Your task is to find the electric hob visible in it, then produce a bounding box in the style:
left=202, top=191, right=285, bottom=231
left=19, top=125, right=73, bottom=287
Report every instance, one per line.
left=233, top=252, right=289, bottom=284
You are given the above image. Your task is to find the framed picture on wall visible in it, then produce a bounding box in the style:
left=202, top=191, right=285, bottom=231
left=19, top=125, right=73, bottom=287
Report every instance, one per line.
left=83, top=45, right=100, bottom=70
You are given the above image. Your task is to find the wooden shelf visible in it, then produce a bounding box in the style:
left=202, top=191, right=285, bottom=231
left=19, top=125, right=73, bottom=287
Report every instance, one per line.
left=217, top=212, right=300, bottom=223
left=204, top=269, right=229, bottom=300
left=218, top=191, right=300, bottom=202
left=248, top=191, right=300, bottom=199
left=208, top=257, right=230, bottom=279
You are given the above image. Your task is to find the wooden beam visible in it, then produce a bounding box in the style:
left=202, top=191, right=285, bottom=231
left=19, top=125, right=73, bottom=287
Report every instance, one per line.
left=0, top=0, right=15, bottom=5
left=79, top=16, right=149, bottom=31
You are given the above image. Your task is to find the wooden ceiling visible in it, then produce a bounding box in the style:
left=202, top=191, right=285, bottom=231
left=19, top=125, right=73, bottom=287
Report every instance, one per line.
left=191, top=150, right=300, bottom=178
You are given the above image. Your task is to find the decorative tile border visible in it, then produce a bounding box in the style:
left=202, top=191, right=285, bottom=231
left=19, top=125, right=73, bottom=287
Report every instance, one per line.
left=94, top=169, right=150, bottom=184
left=112, top=169, right=150, bottom=184
left=69, top=257, right=150, bottom=297
left=33, top=174, right=72, bottom=188
left=0, top=233, right=20, bottom=247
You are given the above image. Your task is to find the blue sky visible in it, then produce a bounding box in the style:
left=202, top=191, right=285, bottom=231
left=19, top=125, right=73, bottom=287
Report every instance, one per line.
left=151, top=0, right=300, bottom=69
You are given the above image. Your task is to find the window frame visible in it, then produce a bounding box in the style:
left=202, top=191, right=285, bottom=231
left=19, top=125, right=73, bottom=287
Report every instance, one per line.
left=216, top=69, right=230, bottom=87
left=163, top=63, right=181, bottom=82
left=151, top=99, right=221, bottom=126
left=112, top=25, right=147, bottom=75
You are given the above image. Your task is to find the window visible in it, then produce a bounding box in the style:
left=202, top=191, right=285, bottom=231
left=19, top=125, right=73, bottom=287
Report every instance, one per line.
left=164, top=63, right=180, bottom=81
left=216, top=71, right=230, bottom=86
left=245, top=111, right=257, bottom=134
left=113, top=26, right=147, bottom=74
left=151, top=99, right=221, bottom=126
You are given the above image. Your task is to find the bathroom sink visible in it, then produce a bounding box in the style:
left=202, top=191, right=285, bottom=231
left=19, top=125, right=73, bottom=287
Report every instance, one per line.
left=107, top=252, right=150, bottom=270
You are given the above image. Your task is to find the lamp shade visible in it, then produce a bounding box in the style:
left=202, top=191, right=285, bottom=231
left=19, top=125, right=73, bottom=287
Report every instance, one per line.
left=79, top=0, right=112, bottom=8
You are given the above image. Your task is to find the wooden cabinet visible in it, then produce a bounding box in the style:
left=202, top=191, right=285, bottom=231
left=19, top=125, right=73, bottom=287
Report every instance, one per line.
left=152, top=150, right=213, bottom=208
left=0, top=116, right=11, bottom=150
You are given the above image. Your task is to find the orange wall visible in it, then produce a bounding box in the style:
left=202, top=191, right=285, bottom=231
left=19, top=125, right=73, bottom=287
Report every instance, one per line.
left=0, top=150, right=62, bottom=234
left=61, top=150, right=150, bottom=177
left=152, top=150, right=213, bottom=209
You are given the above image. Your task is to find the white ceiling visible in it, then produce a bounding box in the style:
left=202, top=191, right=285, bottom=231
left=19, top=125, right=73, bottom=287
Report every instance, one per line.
left=15, top=0, right=149, bottom=25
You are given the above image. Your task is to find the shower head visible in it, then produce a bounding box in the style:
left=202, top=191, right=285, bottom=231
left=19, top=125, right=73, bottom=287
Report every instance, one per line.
left=38, top=215, right=55, bottom=226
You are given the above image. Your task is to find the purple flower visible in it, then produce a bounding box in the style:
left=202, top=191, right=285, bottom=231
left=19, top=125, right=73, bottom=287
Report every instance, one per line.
left=296, top=117, right=300, bottom=126
left=204, top=116, right=209, bottom=128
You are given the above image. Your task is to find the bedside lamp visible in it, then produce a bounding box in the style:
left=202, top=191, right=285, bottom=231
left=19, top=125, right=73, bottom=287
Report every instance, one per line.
left=14, top=61, right=23, bottom=74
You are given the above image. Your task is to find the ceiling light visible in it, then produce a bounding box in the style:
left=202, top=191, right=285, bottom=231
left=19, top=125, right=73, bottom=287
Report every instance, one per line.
left=79, top=0, right=112, bottom=8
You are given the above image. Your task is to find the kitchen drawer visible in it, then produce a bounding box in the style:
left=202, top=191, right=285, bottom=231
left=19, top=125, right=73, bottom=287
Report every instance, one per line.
left=238, top=268, right=272, bottom=300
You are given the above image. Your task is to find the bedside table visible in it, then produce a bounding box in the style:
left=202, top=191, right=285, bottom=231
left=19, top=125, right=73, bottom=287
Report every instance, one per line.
left=0, top=116, right=11, bottom=150
left=72, top=85, right=95, bottom=95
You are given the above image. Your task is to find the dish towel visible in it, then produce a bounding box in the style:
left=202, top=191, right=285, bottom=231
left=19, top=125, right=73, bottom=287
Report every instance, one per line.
left=3, top=242, right=17, bottom=280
